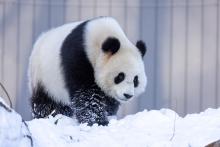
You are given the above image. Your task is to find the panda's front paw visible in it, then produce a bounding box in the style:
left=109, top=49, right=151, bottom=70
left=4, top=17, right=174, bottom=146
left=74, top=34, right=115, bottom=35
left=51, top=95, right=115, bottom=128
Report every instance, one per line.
left=76, top=110, right=109, bottom=126
left=96, top=119, right=109, bottom=126
left=84, top=117, right=109, bottom=126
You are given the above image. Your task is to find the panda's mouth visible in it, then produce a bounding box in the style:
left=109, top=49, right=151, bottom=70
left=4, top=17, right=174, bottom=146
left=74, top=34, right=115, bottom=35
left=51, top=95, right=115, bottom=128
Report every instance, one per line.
left=116, top=97, right=129, bottom=102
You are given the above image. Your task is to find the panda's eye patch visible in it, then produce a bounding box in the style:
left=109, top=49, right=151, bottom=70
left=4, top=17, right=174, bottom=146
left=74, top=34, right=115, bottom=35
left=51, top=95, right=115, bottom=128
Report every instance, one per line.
left=134, top=75, right=139, bottom=87
left=114, top=72, right=125, bottom=84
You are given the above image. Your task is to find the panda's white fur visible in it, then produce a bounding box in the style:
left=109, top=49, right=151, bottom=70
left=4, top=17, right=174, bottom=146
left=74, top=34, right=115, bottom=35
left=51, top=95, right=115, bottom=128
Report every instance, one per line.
left=29, top=22, right=82, bottom=104
left=29, top=17, right=147, bottom=112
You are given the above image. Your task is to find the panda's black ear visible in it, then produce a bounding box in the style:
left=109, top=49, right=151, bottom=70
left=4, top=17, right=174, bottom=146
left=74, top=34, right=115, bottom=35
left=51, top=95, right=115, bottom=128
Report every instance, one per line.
left=136, top=40, right=147, bottom=57
left=102, top=37, right=120, bottom=55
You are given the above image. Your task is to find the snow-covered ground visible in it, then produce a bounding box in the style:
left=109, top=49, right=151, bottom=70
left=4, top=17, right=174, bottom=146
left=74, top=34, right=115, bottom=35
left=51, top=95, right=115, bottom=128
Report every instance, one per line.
left=0, top=97, right=220, bottom=147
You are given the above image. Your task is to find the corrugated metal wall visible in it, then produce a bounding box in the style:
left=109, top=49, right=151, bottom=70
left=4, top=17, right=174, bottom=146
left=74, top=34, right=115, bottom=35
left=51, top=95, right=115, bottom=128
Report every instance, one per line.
left=0, top=0, right=219, bottom=120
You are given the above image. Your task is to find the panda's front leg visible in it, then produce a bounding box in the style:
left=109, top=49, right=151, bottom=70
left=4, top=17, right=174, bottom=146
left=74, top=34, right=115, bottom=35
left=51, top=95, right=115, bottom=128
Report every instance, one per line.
left=75, top=106, right=109, bottom=126
left=72, top=95, right=109, bottom=126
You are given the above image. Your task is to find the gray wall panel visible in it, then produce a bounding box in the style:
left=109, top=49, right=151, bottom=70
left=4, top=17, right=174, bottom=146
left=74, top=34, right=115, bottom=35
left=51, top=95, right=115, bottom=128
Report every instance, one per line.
left=186, top=0, right=202, bottom=113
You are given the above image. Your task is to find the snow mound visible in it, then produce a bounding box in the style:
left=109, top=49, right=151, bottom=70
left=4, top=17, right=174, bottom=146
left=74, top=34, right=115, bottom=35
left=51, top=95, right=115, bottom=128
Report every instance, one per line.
left=0, top=98, right=32, bottom=147
left=0, top=97, right=220, bottom=147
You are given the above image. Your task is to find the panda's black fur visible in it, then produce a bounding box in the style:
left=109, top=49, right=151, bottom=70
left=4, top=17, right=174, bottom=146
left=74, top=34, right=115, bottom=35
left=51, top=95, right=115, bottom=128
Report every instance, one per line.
left=31, top=19, right=120, bottom=126
left=71, top=84, right=119, bottom=126
left=60, top=20, right=94, bottom=92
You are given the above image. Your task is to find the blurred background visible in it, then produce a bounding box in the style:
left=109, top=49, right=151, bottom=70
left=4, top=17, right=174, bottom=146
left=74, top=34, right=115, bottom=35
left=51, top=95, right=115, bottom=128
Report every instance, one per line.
left=0, top=0, right=219, bottom=120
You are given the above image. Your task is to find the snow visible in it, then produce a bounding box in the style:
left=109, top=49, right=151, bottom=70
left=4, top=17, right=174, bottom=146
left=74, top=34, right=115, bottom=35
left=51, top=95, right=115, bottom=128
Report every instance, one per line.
left=0, top=98, right=32, bottom=147
left=0, top=97, right=220, bottom=147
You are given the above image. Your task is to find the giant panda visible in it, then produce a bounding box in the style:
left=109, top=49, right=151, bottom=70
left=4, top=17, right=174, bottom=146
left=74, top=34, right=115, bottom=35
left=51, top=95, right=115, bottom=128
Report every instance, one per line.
left=28, top=17, right=147, bottom=126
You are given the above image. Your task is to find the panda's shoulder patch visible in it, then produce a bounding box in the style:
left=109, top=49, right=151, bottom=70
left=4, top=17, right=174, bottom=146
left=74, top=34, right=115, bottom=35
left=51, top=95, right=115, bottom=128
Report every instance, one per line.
left=60, top=20, right=95, bottom=94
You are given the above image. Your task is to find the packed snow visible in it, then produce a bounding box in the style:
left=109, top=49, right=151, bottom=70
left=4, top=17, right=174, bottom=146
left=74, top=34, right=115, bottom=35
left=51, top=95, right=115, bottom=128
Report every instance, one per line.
left=0, top=97, right=220, bottom=147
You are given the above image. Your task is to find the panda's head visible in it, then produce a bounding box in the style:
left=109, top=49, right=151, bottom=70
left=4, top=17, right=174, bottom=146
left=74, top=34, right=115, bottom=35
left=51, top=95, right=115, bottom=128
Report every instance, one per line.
left=94, top=37, right=147, bottom=102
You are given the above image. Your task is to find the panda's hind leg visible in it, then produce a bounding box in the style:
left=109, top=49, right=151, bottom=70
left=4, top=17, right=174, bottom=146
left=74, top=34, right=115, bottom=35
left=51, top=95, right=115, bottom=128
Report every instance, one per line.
left=31, top=83, right=73, bottom=118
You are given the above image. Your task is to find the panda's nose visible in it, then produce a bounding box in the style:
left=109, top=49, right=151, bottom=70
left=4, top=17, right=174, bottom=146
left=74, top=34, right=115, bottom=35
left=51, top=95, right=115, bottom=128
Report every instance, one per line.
left=123, top=93, right=133, bottom=99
